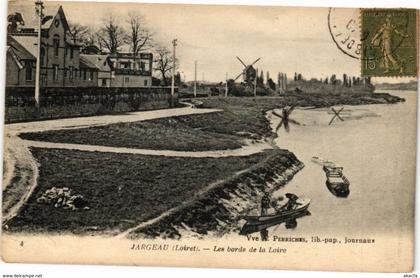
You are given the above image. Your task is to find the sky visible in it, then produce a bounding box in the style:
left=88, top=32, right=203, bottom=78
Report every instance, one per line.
left=8, top=0, right=418, bottom=84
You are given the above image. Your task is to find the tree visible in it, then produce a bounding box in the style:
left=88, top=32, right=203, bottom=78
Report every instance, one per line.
left=330, top=74, right=337, bottom=85
left=267, top=78, right=276, bottom=90
left=297, top=73, right=302, bottom=81
left=7, top=13, right=24, bottom=33
left=153, top=46, right=177, bottom=86
left=125, top=14, right=153, bottom=61
left=98, top=16, right=125, bottom=54
left=343, top=74, right=348, bottom=87
left=68, top=22, right=89, bottom=44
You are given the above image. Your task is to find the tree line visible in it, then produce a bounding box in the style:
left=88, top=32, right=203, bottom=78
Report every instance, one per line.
left=293, top=72, right=372, bottom=87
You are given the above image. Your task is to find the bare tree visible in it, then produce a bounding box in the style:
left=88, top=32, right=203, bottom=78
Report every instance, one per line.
left=98, top=16, right=125, bottom=54
left=68, top=22, right=88, bottom=44
left=125, top=14, right=152, bottom=60
left=153, top=46, right=177, bottom=86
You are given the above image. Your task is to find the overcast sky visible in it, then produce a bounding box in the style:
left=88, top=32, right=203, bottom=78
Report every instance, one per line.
left=9, top=0, right=417, bottom=83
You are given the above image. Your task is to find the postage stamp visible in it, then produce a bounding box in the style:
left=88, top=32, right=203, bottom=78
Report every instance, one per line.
left=361, top=9, right=418, bottom=77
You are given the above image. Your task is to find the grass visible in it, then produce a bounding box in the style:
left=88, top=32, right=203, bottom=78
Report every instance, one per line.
left=7, top=148, right=277, bottom=234
left=19, top=114, right=247, bottom=152
left=19, top=93, right=403, bottom=152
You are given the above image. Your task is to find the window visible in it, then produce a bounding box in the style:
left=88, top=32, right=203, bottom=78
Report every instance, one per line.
left=89, top=70, right=94, bottom=81
left=83, top=69, right=87, bottom=80
left=69, top=66, right=74, bottom=80
left=53, top=38, right=60, bottom=57
left=63, top=68, right=67, bottom=78
left=40, top=47, right=45, bottom=66
left=144, top=79, right=148, bottom=86
left=70, top=47, right=74, bottom=59
left=41, top=74, right=47, bottom=85
left=124, top=77, right=130, bottom=83
left=101, top=79, right=107, bottom=87
left=53, top=64, right=59, bottom=80
left=74, top=68, right=78, bottom=79
left=25, top=62, right=33, bottom=81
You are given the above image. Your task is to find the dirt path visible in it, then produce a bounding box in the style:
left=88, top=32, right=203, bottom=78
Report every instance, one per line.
left=24, top=140, right=271, bottom=158
left=2, top=106, right=274, bottom=226
left=2, top=107, right=220, bottom=224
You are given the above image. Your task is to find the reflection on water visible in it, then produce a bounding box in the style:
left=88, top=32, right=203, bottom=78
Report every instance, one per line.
left=267, top=91, right=417, bottom=238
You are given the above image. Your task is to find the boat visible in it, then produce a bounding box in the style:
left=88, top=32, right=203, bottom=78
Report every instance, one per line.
left=311, top=156, right=336, bottom=168
left=323, top=165, right=350, bottom=197
left=240, top=197, right=311, bottom=235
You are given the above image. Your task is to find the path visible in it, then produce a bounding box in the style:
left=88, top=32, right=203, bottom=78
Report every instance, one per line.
left=2, top=106, right=273, bottom=226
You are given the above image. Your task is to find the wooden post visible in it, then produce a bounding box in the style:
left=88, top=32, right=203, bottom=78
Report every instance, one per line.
left=171, top=39, right=177, bottom=107
left=35, top=0, right=44, bottom=108
left=254, top=68, right=258, bottom=97
left=194, top=60, right=197, bottom=98
left=225, top=72, right=228, bottom=97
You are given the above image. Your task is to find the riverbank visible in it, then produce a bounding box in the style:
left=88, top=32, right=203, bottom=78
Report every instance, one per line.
left=6, top=148, right=278, bottom=234
left=6, top=92, right=404, bottom=237
left=127, top=149, right=303, bottom=239
left=19, top=93, right=403, bottom=150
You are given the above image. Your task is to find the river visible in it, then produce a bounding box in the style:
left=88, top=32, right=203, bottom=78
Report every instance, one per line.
left=267, top=90, right=417, bottom=239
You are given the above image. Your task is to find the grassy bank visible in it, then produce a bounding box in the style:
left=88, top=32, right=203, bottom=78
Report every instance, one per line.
left=7, top=148, right=278, bottom=234
left=20, top=93, right=403, bottom=151
left=20, top=114, right=245, bottom=152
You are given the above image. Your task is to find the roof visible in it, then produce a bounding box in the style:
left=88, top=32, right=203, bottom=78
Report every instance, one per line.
left=8, top=2, right=61, bottom=30
left=80, top=54, right=111, bottom=71
left=7, top=35, right=37, bottom=60
left=6, top=46, right=24, bottom=69
left=8, top=2, right=70, bottom=32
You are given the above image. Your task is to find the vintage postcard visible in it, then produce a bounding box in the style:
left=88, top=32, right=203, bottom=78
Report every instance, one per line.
left=1, top=0, right=418, bottom=272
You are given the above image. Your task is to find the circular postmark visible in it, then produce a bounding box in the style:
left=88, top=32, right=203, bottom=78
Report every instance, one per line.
left=328, top=8, right=362, bottom=59
left=328, top=8, right=410, bottom=62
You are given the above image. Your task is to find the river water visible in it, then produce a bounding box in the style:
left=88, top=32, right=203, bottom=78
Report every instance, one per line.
left=267, top=90, right=417, bottom=239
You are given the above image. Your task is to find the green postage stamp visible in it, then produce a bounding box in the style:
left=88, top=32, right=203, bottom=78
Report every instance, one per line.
left=361, top=9, right=418, bottom=77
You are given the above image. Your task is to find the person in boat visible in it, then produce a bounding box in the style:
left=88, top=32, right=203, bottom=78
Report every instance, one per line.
left=261, top=192, right=271, bottom=216
left=276, top=193, right=300, bottom=212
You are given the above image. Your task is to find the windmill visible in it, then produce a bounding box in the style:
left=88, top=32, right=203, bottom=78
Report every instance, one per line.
left=272, top=106, right=301, bottom=132
left=233, top=57, right=261, bottom=96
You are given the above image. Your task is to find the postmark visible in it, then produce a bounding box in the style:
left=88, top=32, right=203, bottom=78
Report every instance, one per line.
left=328, top=8, right=362, bottom=60
left=361, top=9, right=418, bottom=77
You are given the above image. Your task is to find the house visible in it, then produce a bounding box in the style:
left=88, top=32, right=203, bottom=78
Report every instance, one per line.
left=108, top=52, right=153, bottom=88
left=6, top=5, right=85, bottom=87
left=6, top=3, right=153, bottom=88
left=80, top=54, right=111, bottom=87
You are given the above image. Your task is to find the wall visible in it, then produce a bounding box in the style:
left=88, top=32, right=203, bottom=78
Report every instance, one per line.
left=5, top=86, right=178, bottom=123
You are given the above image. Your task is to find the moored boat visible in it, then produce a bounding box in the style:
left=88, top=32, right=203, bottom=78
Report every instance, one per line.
left=323, top=166, right=350, bottom=197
